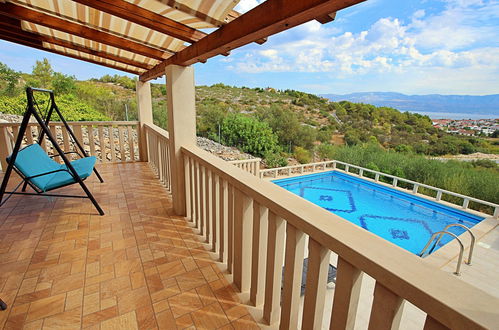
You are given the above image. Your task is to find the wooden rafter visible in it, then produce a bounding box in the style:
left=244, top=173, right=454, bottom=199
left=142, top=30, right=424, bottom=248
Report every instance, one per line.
left=70, top=0, right=207, bottom=44
left=0, top=2, right=166, bottom=60
left=140, top=0, right=365, bottom=81
left=0, top=14, right=153, bottom=70
left=316, top=12, right=337, bottom=24
left=0, top=32, right=143, bottom=75
left=158, top=0, right=230, bottom=27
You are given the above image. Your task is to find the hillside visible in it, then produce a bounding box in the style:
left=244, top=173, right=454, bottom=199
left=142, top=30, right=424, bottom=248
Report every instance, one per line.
left=1, top=59, right=498, bottom=166
left=321, top=92, right=499, bottom=118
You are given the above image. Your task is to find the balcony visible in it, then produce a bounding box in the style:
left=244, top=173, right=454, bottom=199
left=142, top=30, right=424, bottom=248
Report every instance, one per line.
left=1, top=0, right=499, bottom=328
left=1, top=118, right=499, bottom=329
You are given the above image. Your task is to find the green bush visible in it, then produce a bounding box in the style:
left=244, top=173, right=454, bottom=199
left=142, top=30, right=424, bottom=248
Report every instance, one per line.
left=328, top=145, right=498, bottom=210
left=0, top=94, right=109, bottom=121
left=264, top=151, right=288, bottom=168
left=294, top=146, right=312, bottom=164
left=220, top=114, right=279, bottom=157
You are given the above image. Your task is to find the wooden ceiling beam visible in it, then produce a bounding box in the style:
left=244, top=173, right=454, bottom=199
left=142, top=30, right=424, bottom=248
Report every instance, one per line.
left=158, top=0, right=227, bottom=27
left=0, top=14, right=153, bottom=70
left=316, top=12, right=337, bottom=24
left=0, top=2, right=166, bottom=61
left=0, top=34, right=143, bottom=75
left=140, top=0, right=365, bottom=81
left=42, top=37, right=154, bottom=71
left=71, top=0, right=206, bottom=43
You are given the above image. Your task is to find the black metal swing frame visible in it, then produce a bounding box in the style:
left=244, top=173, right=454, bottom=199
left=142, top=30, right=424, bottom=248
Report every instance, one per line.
left=0, top=87, right=104, bottom=216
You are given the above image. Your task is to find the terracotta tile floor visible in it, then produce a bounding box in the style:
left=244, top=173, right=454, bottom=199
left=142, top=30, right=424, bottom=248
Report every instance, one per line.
left=0, top=163, right=259, bottom=329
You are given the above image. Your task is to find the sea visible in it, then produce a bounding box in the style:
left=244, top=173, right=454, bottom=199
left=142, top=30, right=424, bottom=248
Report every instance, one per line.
left=408, top=111, right=498, bottom=120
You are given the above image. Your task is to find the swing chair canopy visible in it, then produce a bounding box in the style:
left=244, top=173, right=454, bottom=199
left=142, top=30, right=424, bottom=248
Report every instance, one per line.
left=10, top=143, right=96, bottom=192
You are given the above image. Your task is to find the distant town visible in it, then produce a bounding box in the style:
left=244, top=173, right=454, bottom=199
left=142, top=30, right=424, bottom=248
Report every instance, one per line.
left=432, top=118, right=499, bottom=136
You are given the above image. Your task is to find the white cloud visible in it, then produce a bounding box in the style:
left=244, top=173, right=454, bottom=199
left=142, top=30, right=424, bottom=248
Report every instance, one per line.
left=228, top=0, right=499, bottom=93
left=234, top=0, right=264, bottom=13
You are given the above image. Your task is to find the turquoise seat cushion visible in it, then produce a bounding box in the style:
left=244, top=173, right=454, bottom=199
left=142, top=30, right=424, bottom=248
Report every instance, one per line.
left=11, top=144, right=96, bottom=192
left=44, top=156, right=96, bottom=191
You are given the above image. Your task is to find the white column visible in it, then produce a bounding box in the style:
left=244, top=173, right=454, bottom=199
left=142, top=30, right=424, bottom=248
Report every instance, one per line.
left=166, top=65, right=197, bottom=216
left=136, top=80, right=153, bottom=162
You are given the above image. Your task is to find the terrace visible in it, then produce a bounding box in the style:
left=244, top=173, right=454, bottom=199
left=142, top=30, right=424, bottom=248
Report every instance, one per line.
left=1, top=0, right=499, bottom=329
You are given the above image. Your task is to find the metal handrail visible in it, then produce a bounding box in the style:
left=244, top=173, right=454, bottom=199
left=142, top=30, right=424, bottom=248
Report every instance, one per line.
left=419, top=231, right=465, bottom=275
left=429, top=224, right=476, bottom=265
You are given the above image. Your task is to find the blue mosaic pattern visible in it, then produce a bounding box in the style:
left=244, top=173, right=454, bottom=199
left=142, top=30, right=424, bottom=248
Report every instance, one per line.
left=299, top=186, right=357, bottom=213
left=273, top=171, right=483, bottom=255
left=390, top=229, right=410, bottom=240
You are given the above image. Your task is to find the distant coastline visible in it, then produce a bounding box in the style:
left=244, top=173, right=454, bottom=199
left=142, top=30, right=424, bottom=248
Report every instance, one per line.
left=408, top=111, right=498, bottom=120
left=320, top=92, right=499, bottom=120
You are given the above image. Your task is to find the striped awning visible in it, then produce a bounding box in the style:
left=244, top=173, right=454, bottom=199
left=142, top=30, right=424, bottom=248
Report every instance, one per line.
left=0, top=0, right=241, bottom=75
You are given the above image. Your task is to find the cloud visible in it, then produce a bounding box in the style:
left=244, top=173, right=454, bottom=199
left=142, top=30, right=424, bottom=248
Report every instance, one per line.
left=234, top=0, right=264, bottom=13
left=227, top=0, right=499, bottom=93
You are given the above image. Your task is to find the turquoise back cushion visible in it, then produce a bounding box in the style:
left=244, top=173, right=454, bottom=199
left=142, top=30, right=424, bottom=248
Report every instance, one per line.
left=13, top=144, right=60, bottom=191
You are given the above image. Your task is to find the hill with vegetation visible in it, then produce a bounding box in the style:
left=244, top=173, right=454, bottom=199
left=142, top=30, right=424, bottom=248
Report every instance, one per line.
left=1, top=59, right=498, bottom=208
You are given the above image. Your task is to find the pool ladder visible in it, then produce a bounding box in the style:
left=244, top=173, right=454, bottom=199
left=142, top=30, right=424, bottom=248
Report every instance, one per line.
left=419, top=223, right=476, bottom=276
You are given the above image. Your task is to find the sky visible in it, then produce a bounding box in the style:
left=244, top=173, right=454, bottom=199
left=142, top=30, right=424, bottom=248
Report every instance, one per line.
left=1, top=0, right=498, bottom=95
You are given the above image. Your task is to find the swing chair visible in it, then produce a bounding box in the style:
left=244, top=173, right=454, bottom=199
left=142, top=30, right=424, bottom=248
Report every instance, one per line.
left=0, top=87, right=104, bottom=216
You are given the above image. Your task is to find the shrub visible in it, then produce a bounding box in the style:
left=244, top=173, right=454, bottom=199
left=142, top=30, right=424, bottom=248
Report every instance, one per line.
left=264, top=151, right=288, bottom=168
left=0, top=94, right=109, bottom=121
left=294, top=146, right=311, bottom=164
left=220, top=114, right=279, bottom=157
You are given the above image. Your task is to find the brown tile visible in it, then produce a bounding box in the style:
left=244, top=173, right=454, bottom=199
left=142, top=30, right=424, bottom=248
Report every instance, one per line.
left=117, top=287, right=152, bottom=315
left=23, top=319, right=44, bottom=330
left=65, top=288, right=84, bottom=311
left=230, top=314, right=260, bottom=329
left=146, top=273, right=165, bottom=293
left=83, top=292, right=100, bottom=316
left=82, top=306, right=119, bottom=328
left=52, top=272, right=85, bottom=295
left=196, top=285, right=217, bottom=307
left=191, top=302, right=230, bottom=329
left=225, top=305, right=250, bottom=322
left=176, top=269, right=207, bottom=292
left=167, top=290, right=203, bottom=318
left=156, top=309, right=176, bottom=330
left=136, top=304, right=158, bottom=329
left=153, top=299, right=170, bottom=314
left=175, top=313, right=194, bottom=329
left=131, top=271, right=146, bottom=289
left=42, top=307, right=82, bottom=329
left=157, top=260, right=186, bottom=279
left=26, top=293, right=66, bottom=322
left=101, top=276, right=132, bottom=299
left=100, top=310, right=138, bottom=330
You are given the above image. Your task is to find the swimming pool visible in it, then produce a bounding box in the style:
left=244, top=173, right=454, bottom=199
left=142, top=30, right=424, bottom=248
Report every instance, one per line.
left=273, top=171, right=484, bottom=255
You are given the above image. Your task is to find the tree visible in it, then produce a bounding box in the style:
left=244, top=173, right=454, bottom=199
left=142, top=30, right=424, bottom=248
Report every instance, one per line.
left=52, top=72, right=76, bottom=94
left=31, top=58, right=54, bottom=88
left=0, top=62, right=20, bottom=96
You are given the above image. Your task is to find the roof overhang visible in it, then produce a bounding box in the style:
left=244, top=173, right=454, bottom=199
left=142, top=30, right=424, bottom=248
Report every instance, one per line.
left=0, top=0, right=365, bottom=80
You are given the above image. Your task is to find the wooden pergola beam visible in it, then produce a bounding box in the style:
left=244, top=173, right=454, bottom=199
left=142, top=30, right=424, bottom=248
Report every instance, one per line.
left=159, top=0, right=228, bottom=27
left=42, top=37, right=154, bottom=70
left=0, top=32, right=143, bottom=75
left=0, top=14, right=153, bottom=70
left=140, top=0, right=365, bottom=81
left=316, top=12, right=337, bottom=24
left=71, top=0, right=207, bottom=44
left=0, top=2, right=166, bottom=61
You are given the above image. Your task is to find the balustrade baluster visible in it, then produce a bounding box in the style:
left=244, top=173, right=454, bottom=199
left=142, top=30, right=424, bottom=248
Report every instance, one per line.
left=263, top=212, right=285, bottom=325
left=280, top=224, right=306, bottom=329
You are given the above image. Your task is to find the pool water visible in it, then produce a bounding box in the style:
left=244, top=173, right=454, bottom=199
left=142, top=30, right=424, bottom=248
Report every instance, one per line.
left=273, top=171, right=484, bottom=255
